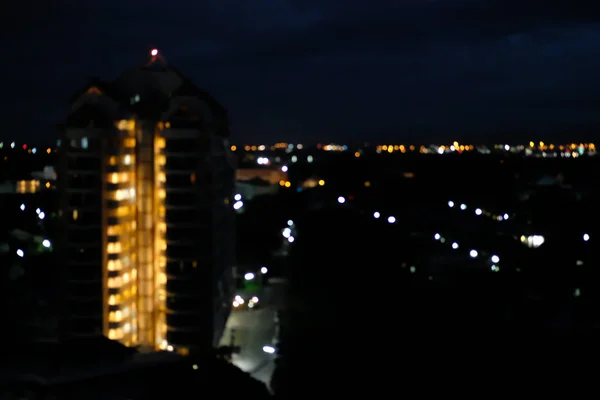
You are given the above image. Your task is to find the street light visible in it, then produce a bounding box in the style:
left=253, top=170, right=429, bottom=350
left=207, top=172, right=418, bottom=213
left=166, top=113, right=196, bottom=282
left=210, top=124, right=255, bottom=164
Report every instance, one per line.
left=262, top=345, right=275, bottom=354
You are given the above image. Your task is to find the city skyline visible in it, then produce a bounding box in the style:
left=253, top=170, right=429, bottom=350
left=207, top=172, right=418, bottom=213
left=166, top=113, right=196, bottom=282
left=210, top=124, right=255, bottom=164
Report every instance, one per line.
left=3, top=1, right=600, bottom=142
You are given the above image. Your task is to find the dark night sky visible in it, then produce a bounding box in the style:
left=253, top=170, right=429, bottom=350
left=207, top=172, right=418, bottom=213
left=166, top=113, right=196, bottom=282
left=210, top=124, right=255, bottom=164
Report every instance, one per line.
left=3, top=1, right=600, bottom=143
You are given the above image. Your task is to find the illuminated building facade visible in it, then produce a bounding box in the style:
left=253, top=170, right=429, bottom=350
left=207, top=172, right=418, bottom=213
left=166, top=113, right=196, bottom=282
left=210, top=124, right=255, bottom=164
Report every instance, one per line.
left=57, top=50, right=236, bottom=353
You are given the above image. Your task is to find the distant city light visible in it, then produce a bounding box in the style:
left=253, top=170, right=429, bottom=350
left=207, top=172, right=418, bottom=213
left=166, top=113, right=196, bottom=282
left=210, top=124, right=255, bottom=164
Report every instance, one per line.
left=452, top=242, right=459, bottom=249
left=244, top=272, right=255, bottom=281
left=20, top=204, right=25, bottom=211
left=281, top=165, right=288, bottom=172
left=42, top=239, right=51, bottom=248
left=521, top=234, right=545, bottom=248
left=36, top=208, right=41, bottom=214
left=387, top=216, right=396, bottom=224
left=469, top=250, right=478, bottom=258
left=448, top=201, right=454, bottom=208
left=287, top=220, right=294, bottom=226
left=491, top=255, right=500, bottom=263
left=583, top=233, right=590, bottom=242
left=288, top=236, right=295, bottom=243
left=460, top=204, right=467, bottom=210
left=307, top=155, right=313, bottom=163
left=38, top=212, right=45, bottom=220
left=150, top=48, right=158, bottom=56
left=257, top=157, right=269, bottom=165
left=434, top=233, right=440, bottom=240
left=261, top=266, right=268, bottom=274
left=337, top=196, right=345, bottom=204
left=475, top=208, right=482, bottom=216
left=16, top=249, right=24, bottom=257
left=282, top=228, right=291, bottom=238
left=373, top=212, right=380, bottom=219
left=233, top=201, right=243, bottom=210
left=503, top=213, right=509, bottom=220
left=234, top=194, right=242, bottom=201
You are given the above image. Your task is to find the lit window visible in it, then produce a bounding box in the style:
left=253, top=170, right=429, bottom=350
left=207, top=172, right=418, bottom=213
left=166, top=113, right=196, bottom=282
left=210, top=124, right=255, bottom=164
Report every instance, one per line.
left=72, top=209, right=79, bottom=220
left=81, top=137, right=89, bottom=149
left=107, top=277, right=122, bottom=288
left=107, top=242, right=122, bottom=254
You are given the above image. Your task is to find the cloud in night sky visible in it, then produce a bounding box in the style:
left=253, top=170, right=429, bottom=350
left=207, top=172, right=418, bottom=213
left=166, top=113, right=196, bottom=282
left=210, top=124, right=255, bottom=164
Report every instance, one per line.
left=2, top=0, right=600, bottom=142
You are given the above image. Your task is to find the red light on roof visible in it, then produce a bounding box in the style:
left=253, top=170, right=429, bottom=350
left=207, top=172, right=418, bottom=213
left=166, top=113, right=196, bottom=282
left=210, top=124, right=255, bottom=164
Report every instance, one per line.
left=150, top=48, right=158, bottom=57
left=22, top=144, right=27, bottom=150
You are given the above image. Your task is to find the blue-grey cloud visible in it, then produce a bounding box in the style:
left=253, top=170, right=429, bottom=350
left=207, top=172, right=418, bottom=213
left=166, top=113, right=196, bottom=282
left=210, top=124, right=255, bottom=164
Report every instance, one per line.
left=2, top=0, right=600, bottom=141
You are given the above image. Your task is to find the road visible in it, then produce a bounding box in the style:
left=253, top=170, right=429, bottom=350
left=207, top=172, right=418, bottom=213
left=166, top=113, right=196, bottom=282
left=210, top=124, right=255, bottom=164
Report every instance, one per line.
left=219, top=280, right=286, bottom=388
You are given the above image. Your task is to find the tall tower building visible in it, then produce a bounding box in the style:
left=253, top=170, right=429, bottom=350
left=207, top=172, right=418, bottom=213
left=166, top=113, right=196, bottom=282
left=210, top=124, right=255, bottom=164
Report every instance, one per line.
left=57, top=49, right=236, bottom=354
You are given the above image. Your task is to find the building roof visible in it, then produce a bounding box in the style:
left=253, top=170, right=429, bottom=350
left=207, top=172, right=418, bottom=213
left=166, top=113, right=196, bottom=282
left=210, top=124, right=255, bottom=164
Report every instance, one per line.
left=68, top=78, right=125, bottom=105
left=69, top=65, right=227, bottom=118
left=169, top=67, right=227, bottom=116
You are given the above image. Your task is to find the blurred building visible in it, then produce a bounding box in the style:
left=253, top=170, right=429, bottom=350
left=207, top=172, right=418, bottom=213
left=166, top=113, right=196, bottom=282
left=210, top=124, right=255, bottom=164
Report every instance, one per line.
left=236, top=167, right=287, bottom=185
left=57, top=49, right=236, bottom=354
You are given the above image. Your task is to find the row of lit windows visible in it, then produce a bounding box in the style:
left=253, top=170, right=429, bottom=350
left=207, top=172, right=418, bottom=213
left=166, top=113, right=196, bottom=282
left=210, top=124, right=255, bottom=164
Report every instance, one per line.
left=16, top=180, right=40, bottom=194
left=108, top=154, right=135, bottom=166
left=108, top=327, right=137, bottom=342
left=107, top=271, right=137, bottom=288
left=108, top=205, right=135, bottom=218
left=107, top=237, right=136, bottom=254
left=108, top=303, right=135, bottom=322
left=107, top=221, right=137, bottom=236
left=110, top=188, right=136, bottom=201
left=107, top=256, right=135, bottom=271
left=108, top=288, right=137, bottom=306
left=109, top=172, right=133, bottom=184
